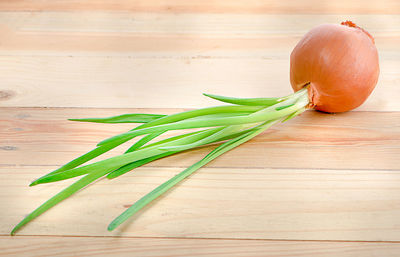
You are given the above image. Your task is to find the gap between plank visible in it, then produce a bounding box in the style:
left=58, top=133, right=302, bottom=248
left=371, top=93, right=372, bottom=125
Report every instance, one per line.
left=1, top=106, right=398, bottom=113
left=2, top=234, right=400, bottom=244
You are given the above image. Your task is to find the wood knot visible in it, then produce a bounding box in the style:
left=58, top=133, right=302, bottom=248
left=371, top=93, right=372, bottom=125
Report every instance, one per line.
left=0, top=146, right=17, bottom=151
left=0, top=90, right=15, bottom=101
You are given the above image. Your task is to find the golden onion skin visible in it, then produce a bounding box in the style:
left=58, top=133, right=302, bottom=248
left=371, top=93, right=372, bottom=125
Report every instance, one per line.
left=290, top=21, right=380, bottom=113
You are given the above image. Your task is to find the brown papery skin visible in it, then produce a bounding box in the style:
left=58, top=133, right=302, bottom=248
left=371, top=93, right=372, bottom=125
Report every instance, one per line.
left=290, top=21, right=380, bottom=113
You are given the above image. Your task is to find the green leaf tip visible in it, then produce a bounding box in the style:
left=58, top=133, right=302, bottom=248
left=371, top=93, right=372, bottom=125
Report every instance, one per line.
left=107, top=222, right=117, bottom=231
left=29, top=181, right=38, bottom=187
left=10, top=228, right=17, bottom=236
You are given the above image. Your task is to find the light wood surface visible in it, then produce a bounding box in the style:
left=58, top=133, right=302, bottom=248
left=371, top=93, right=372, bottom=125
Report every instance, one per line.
left=2, top=236, right=400, bottom=257
left=2, top=108, right=400, bottom=170
left=0, top=12, right=399, bottom=110
left=3, top=161, right=400, bottom=240
left=1, top=0, right=399, bottom=256
left=0, top=0, right=399, bottom=14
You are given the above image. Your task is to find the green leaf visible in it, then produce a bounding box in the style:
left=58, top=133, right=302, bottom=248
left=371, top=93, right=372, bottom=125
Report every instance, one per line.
left=281, top=107, right=306, bottom=123
left=159, top=125, right=245, bottom=152
left=124, top=131, right=166, bottom=153
left=31, top=88, right=309, bottom=186
left=107, top=119, right=278, bottom=231
left=275, top=103, right=295, bottom=111
left=29, top=138, right=130, bottom=186
left=15, top=123, right=247, bottom=234
left=203, top=93, right=283, bottom=106
left=69, top=113, right=166, bottom=124
left=125, top=112, right=253, bottom=153
left=107, top=152, right=178, bottom=179
left=109, top=124, right=254, bottom=179
left=98, top=92, right=308, bottom=147
left=11, top=169, right=110, bottom=235
left=134, top=105, right=263, bottom=130
left=31, top=128, right=223, bottom=185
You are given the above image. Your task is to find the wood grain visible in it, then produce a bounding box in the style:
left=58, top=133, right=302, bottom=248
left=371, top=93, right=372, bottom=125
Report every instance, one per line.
left=1, top=236, right=400, bottom=257
left=1, top=13, right=399, bottom=36
left=0, top=0, right=399, bottom=14
left=0, top=56, right=398, bottom=110
left=2, top=164, right=400, bottom=240
left=1, top=0, right=400, bottom=254
left=0, top=13, right=398, bottom=109
left=0, top=13, right=399, bottom=56
left=1, top=108, right=399, bottom=170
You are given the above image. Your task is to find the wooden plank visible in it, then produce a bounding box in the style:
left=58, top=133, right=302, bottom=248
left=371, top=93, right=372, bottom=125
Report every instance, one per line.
left=2, top=108, right=399, bottom=170
left=2, top=165, right=400, bottom=240
left=1, top=236, right=400, bottom=257
left=0, top=13, right=397, bottom=109
left=1, top=13, right=399, bottom=36
left=0, top=56, right=398, bottom=110
left=0, top=13, right=397, bottom=64
left=0, top=13, right=398, bottom=55
left=0, top=0, right=399, bottom=14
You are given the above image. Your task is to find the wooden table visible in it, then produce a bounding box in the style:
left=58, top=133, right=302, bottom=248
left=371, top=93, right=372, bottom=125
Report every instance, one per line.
left=1, top=1, right=400, bottom=256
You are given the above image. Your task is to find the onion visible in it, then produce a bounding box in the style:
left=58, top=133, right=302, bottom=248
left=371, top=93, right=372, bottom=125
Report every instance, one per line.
left=290, top=21, right=380, bottom=113
left=12, top=21, right=380, bottom=235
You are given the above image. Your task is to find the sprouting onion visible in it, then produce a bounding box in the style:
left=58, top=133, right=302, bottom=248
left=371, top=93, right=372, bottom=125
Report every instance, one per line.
left=12, top=21, right=379, bottom=235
